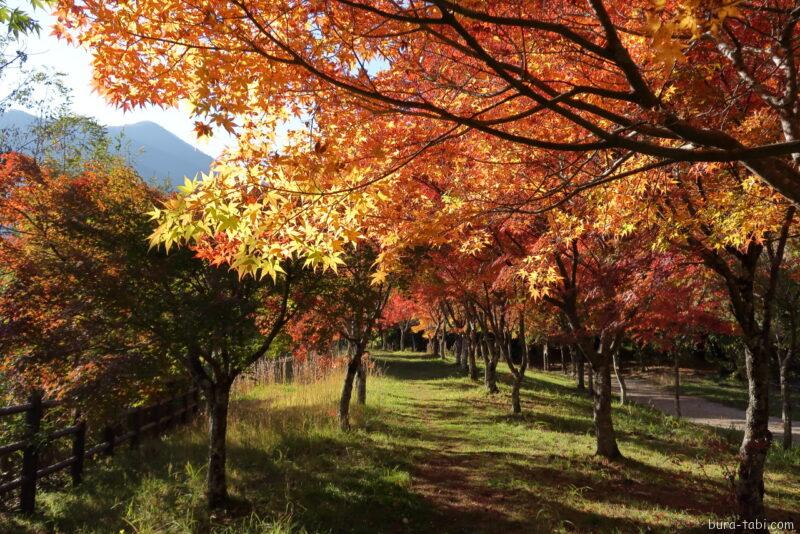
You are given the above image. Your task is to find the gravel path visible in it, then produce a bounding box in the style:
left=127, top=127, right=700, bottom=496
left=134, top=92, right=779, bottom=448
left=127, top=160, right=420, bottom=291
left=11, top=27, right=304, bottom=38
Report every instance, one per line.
left=624, top=377, right=800, bottom=446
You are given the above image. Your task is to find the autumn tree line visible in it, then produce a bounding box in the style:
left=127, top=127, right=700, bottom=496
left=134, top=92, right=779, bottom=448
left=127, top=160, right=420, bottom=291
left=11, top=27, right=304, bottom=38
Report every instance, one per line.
left=0, top=0, right=798, bottom=530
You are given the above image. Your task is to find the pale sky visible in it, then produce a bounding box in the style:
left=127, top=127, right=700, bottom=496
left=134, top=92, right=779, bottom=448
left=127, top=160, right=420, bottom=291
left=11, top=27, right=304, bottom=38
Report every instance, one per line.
left=3, top=3, right=233, bottom=158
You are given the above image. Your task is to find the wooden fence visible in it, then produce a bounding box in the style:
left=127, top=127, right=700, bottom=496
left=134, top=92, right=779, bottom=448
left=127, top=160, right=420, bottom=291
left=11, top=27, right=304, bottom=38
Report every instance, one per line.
left=0, top=388, right=200, bottom=514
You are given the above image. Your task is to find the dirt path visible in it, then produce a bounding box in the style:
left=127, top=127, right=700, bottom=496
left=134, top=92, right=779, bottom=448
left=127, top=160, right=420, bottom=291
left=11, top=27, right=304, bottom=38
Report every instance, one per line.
left=624, top=377, right=800, bottom=446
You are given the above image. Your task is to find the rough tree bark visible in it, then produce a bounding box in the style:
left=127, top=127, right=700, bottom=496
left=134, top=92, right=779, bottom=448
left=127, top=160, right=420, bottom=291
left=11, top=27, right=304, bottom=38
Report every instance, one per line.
left=677, top=203, right=794, bottom=526
left=206, top=382, right=231, bottom=509
left=468, top=332, right=479, bottom=380
left=574, top=346, right=585, bottom=391
left=356, top=359, right=367, bottom=405
left=339, top=345, right=364, bottom=431
left=547, top=240, right=622, bottom=458
left=505, top=317, right=530, bottom=415
left=587, top=361, right=594, bottom=396
left=569, top=332, right=623, bottom=459
left=457, top=335, right=467, bottom=370
left=481, top=339, right=499, bottom=394
left=567, top=344, right=577, bottom=378
left=592, top=362, right=621, bottom=459
left=428, top=326, right=441, bottom=357
left=736, top=340, right=773, bottom=524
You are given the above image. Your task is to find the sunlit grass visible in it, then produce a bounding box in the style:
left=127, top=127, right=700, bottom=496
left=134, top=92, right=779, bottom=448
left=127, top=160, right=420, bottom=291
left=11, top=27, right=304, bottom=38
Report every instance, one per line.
left=3, top=352, right=798, bottom=533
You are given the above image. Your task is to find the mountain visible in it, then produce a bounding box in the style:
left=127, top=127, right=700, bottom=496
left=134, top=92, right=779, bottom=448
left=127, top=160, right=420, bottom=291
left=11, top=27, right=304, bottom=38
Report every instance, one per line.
left=0, top=109, right=213, bottom=188
left=107, top=121, right=213, bottom=186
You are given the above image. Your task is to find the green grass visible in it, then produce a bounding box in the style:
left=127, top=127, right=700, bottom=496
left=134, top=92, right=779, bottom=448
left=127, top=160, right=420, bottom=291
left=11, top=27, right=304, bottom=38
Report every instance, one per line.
left=2, top=352, right=799, bottom=533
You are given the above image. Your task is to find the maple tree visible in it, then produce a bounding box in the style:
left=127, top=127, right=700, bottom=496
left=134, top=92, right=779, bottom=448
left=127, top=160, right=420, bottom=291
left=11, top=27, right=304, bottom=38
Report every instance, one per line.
left=380, top=293, right=417, bottom=352
left=0, top=152, right=183, bottom=412
left=50, top=0, right=800, bottom=526
left=599, top=159, right=796, bottom=518
left=520, top=219, right=672, bottom=457
left=54, top=0, right=800, bottom=210
left=423, top=247, right=513, bottom=396
left=0, top=151, right=322, bottom=509
left=289, top=245, right=390, bottom=430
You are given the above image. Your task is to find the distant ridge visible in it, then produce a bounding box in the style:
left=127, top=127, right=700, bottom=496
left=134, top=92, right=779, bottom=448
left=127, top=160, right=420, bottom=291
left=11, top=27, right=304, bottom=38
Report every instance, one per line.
left=0, top=110, right=213, bottom=188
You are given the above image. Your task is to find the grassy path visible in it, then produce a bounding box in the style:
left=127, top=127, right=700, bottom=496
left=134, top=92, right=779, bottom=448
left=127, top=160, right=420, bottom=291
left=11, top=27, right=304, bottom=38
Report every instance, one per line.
left=6, top=353, right=800, bottom=533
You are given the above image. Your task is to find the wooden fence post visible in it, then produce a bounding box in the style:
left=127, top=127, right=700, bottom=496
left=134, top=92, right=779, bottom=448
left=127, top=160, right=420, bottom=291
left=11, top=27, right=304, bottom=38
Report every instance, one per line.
left=21, top=390, right=43, bottom=514
left=103, top=425, right=115, bottom=456
left=128, top=408, right=141, bottom=449
left=71, top=411, right=86, bottom=487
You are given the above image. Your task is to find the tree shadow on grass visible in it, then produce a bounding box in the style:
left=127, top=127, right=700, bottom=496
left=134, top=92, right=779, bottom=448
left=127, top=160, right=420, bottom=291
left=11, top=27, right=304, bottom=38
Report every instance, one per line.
left=377, top=356, right=465, bottom=382
left=406, top=441, right=738, bottom=533
left=22, top=409, right=439, bottom=534
left=17, top=356, right=800, bottom=534
left=7, top=425, right=211, bottom=534
left=227, top=433, right=439, bottom=534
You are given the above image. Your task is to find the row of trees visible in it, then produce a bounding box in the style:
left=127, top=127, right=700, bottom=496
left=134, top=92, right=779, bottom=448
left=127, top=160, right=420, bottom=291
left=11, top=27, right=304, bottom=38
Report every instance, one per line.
left=0, top=0, right=789, bottom=529
left=2, top=138, right=798, bottom=520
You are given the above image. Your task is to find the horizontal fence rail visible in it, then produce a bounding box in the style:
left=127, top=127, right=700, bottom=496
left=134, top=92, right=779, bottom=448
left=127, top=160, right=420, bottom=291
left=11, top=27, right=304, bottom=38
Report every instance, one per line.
left=0, top=388, right=201, bottom=514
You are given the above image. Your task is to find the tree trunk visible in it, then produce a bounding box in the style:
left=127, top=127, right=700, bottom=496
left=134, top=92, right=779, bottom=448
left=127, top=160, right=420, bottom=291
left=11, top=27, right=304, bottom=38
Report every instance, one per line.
left=674, top=352, right=681, bottom=419
left=542, top=343, right=549, bottom=371
left=576, top=348, right=585, bottom=391
left=381, top=330, right=387, bottom=351
left=206, top=382, right=231, bottom=509
left=780, top=356, right=792, bottom=450
left=339, top=347, right=363, bottom=431
left=511, top=376, right=522, bottom=414
left=593, top=362, right=621, bottom=459
left=587, top=362, right=594, bottom=396
left=399, top=327, right=406, bottom=351
left=561, top=346, right=568, bottom=375
left=429, top=332, right=440, bottom=357
left=612, top=352, right=627, bottom=405
left=482, top=341, right=499, bottom=394
left=735, top=342, right=772, bottom=525
left=468, top=337, right=478, bottom=380
left=356, top=359, right=367, bottom=405
left=567, top=345, right=577, bottom=378
left=411, top=332, right=417, bottom=352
